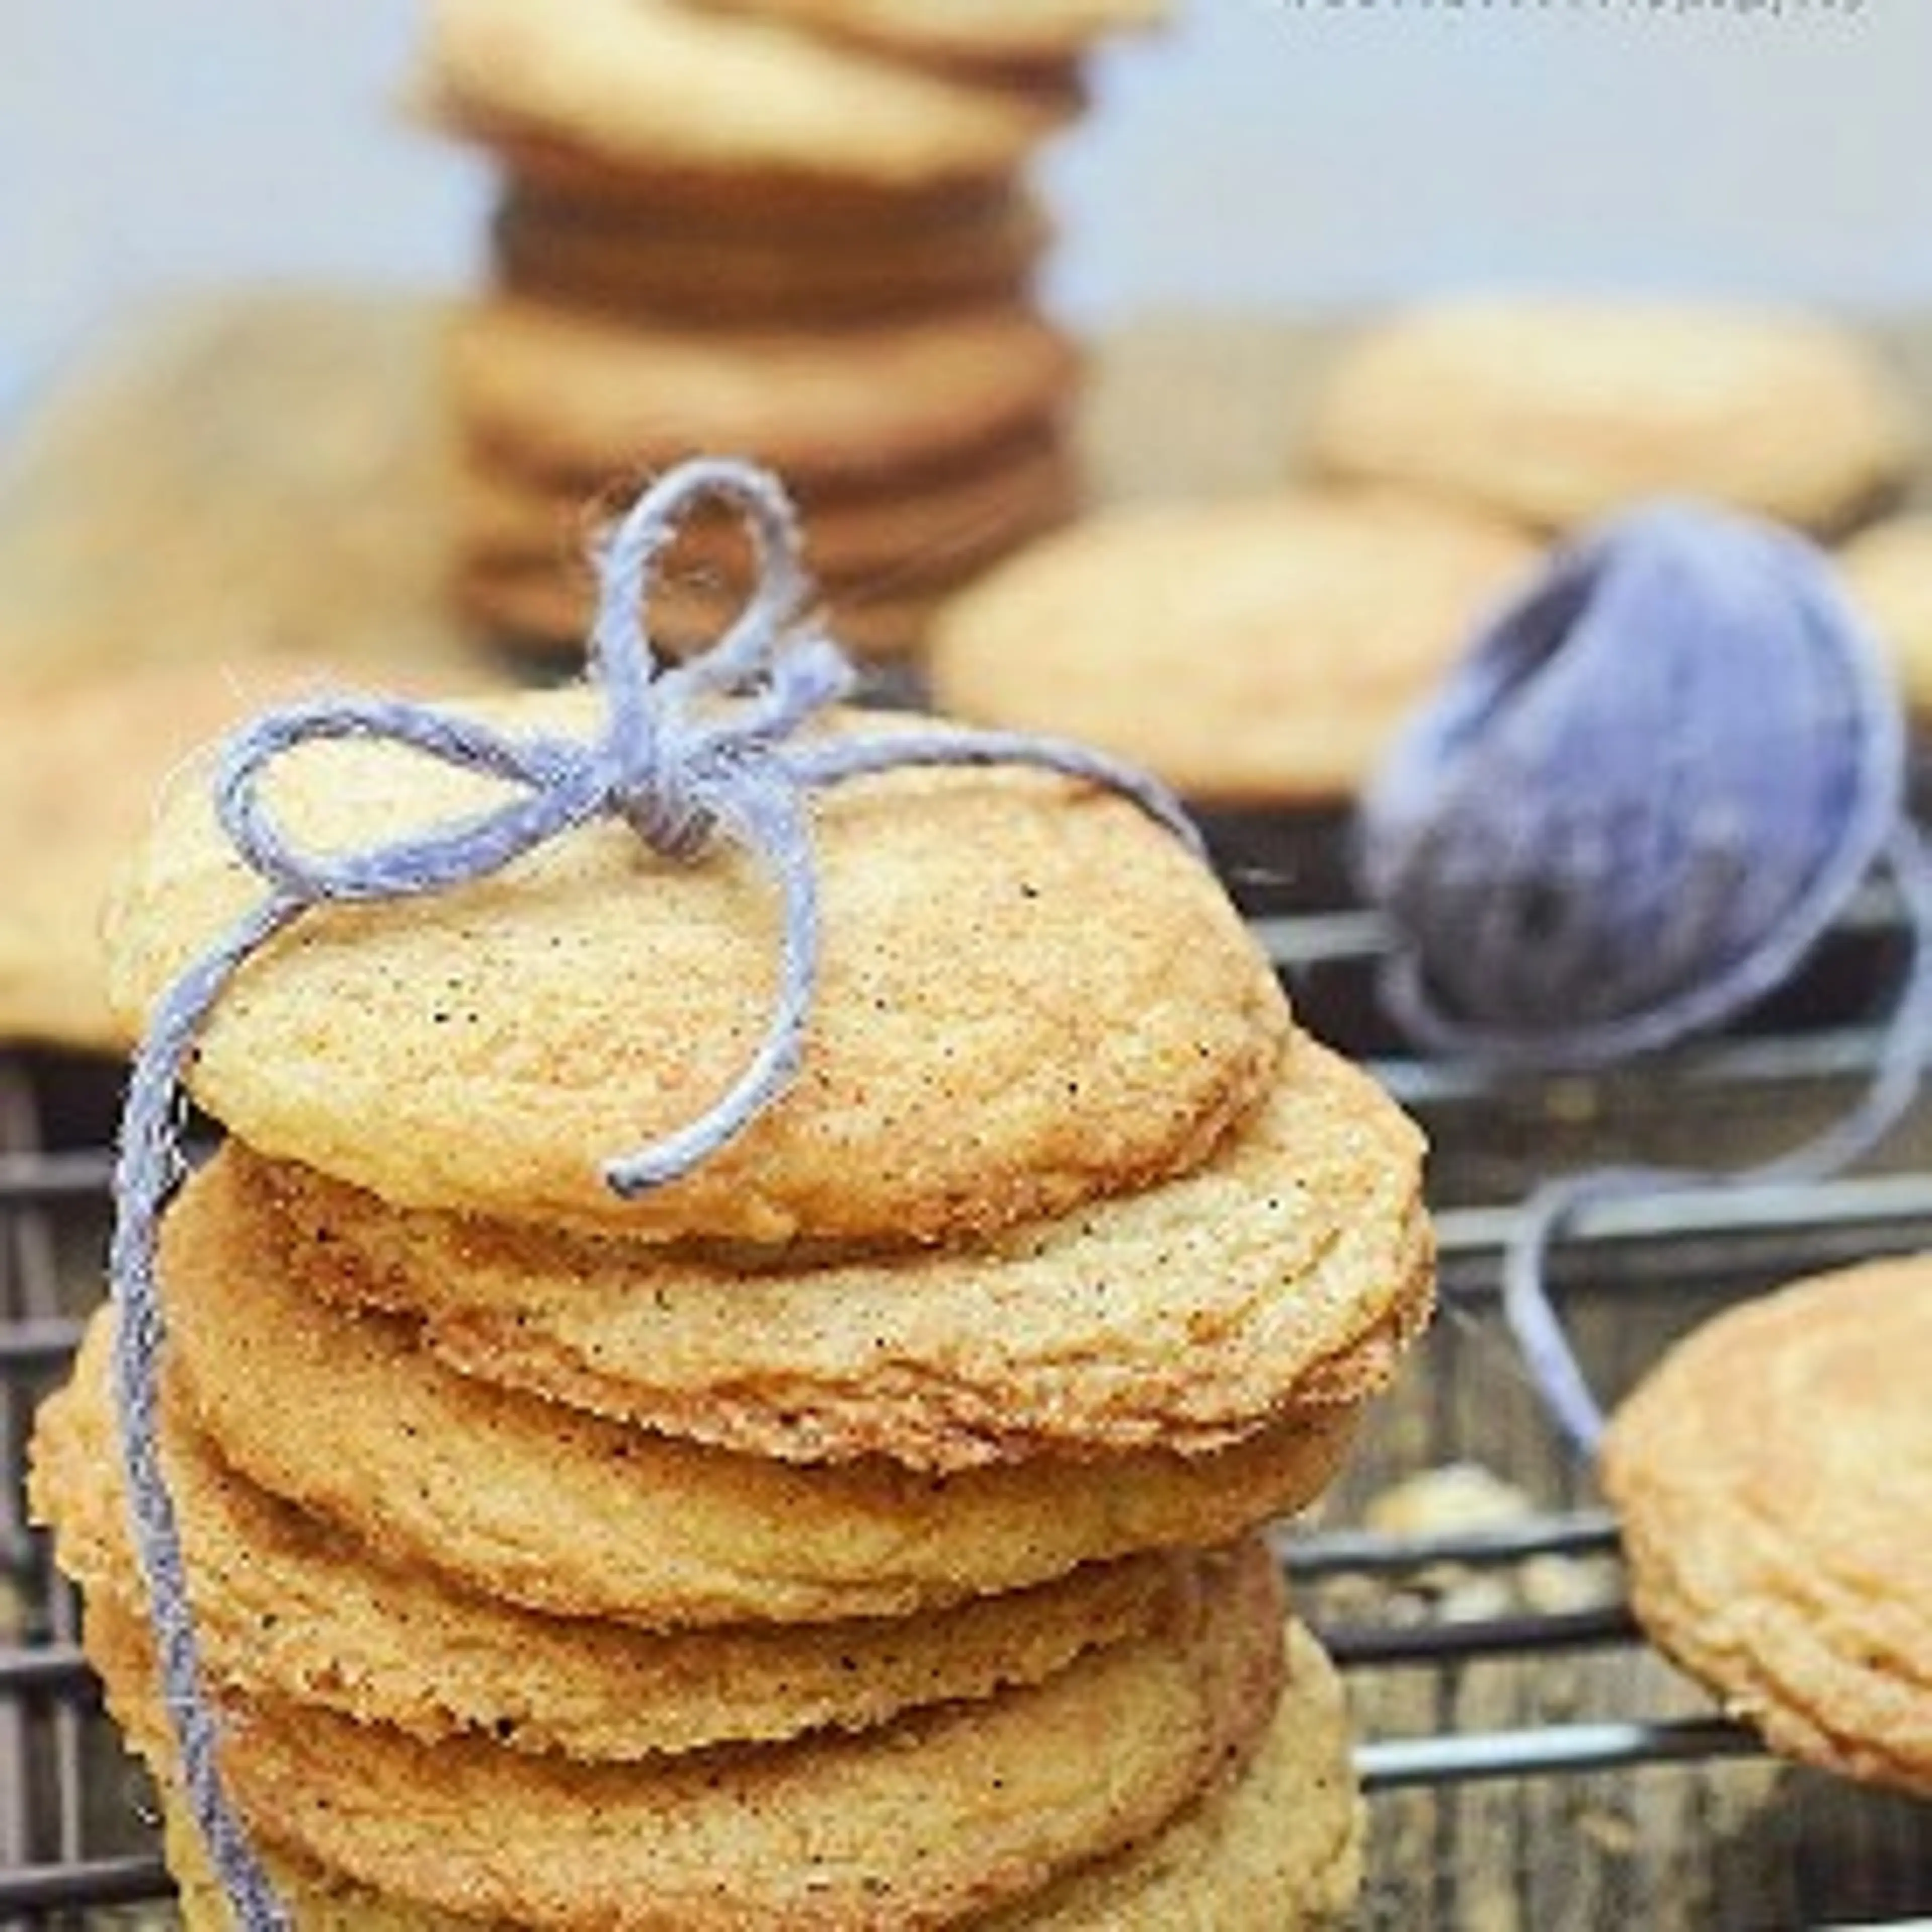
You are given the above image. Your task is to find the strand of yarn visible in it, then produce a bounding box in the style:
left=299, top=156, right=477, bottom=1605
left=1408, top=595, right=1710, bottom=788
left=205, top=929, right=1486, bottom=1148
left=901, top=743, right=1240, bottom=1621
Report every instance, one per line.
left=1355, top=500, right=1932, bottom=1457
left=1502, top=816, right=1932, bottom=1456
left=108, top=456, right=1199, bottom=1928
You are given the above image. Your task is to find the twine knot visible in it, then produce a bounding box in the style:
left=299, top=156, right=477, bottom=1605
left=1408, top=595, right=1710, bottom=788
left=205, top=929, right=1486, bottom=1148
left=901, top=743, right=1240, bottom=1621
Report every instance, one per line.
left=108, top=455, right=1199, bottom=1928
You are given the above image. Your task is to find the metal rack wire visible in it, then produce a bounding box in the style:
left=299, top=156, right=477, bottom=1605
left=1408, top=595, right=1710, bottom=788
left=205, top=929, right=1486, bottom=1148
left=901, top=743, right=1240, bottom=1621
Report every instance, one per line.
left=3, top=898, right=1931, bottom=1927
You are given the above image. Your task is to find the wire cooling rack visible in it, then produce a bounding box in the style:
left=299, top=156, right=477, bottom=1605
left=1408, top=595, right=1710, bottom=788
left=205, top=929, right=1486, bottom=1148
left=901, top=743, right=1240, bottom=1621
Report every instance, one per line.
left=4, top=891, right=1931, bottom=1929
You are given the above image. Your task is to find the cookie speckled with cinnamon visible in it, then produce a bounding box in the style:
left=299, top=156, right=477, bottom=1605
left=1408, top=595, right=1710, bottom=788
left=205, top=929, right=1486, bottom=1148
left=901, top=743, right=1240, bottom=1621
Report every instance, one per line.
left=929, top=489, right=1538, bottom=806
left=1308, top=297, right=1916, bottom=537
left=1603, top=1256, right=1932, bottom=1797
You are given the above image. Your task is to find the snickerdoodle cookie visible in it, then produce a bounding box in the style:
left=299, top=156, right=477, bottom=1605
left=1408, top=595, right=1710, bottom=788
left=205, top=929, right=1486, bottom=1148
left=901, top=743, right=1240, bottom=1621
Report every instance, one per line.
left=157, top=1618, right=1356, bottom=1931
left=157, top=1206, right=1358, bottom=1626
left=414, top=0, right=1070, bottom=191
left=448, top=298, right=1076, bottom=492
left=1602, top=1255, right=1932, bottom=1796
left=32, top=1312, right=1192, bottom=1759
left=927, top=489, right=1538, bottom=805
left=214, top=1025, right=1431, bottom=1471
left=0, top=655, right=494, bottom=1052
left=88, top=1541, right=1284, bottom=1930
left=1307, top=297, right=1915, bottom=537
left=1839, top=512, right=1932, bottom=725
left=102, top=695, right=1285, bottom=1244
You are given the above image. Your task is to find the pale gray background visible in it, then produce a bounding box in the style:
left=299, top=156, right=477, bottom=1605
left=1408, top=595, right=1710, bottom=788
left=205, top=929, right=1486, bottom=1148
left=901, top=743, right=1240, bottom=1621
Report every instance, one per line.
left=4, top=0, right=1931, bottom=418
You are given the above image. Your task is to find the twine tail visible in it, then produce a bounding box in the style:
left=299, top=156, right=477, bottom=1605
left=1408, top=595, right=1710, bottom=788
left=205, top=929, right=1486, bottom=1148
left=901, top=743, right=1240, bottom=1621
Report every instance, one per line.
left=603, top=780, right=821, bottom=1197
left=109, top=896, right=300, bottom=1931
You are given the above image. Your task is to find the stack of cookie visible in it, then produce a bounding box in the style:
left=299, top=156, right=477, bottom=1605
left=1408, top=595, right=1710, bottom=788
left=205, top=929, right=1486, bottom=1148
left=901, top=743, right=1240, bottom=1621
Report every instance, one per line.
left=33, top=674, right=1432, bottom=1924
left=417, top=0, right=1161, bottom=663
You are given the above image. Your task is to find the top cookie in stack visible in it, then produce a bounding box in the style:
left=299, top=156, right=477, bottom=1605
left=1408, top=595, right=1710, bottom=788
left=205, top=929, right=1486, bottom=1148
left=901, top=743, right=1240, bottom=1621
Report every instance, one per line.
left=419, top=0, right=1162, bottom=664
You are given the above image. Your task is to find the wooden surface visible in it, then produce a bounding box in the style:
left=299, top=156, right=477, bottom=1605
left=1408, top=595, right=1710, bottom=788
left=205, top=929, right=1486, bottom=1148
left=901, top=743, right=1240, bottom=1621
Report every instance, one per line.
left=3, top=290, right=1930, bottom=1927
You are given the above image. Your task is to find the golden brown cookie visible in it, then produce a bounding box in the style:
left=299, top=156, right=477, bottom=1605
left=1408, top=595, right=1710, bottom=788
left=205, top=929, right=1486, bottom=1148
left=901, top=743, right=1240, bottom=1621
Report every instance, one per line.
left=454, top=548, right=951, bottom=661
left=688, top=0, right=1164, bottom=63
left=0, top=292, right=479, bottom=687
left=160, top=1618, right=1357, bottom=1931
left=927, top=489, right=1539, bottom=804
left=217, top=1025, right=1431, bottom=1471
left=414, top=0, right=1068, bottom=191
left=159, top=1195, right=1358, bottom=1625
left=104, top=691, right=1285, bottom=1243
left=491, top=176, right=1051, bottom=324
left=1306, top=297, right=1916, bottom=537
left=984, top=1617, right=1361, bottom=1929
left=1838, top=512, right=1932, bottom=724
left=455, top=428, right=1079, bottom=604
left=1602, top=1256, right=1932, bottom=1797
left=0, top=658, right=420, bottom=1052
left=91, top=1541, right=1284, bottom=1930
left=449, top=296, right=1078, bottom=490
left=31, top=1313, right=1194, bottom=1759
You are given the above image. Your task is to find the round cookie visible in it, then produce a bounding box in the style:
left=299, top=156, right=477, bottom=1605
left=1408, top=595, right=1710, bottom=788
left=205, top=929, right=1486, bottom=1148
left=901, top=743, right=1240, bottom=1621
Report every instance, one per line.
left=689, top=0, right=1164, bottom=62
left=448, top=296, right=1079, bottom=490
left=1306, top=297, right=1916, bottom=537
left=159, top=1195, right=1358, bottom=1626
left=927, top=489, right=1539, bottom=804
left=89, top=1541, right=1283, bottom=1931
left=219, top=1027, right=1432, bottom=1470
left=492, top=177, right=1051, bottom=324
left=104, top=691, right=1285, bottom=1243
left=0, top=655, right=499, bottom=1053
left=1601, top=1256, right=1932, bottom=1797
left=160, top=1618, right=1359, bottom=1932
left=454, top=548, right=950, bottom=661
left=413, top=0, right=1070, bottom=190
left=1838, top=512, right=1932, bottom=725
left=455, top=428, right=1079, bottom=597
left=32, top=1314, right=1192, bottom=1759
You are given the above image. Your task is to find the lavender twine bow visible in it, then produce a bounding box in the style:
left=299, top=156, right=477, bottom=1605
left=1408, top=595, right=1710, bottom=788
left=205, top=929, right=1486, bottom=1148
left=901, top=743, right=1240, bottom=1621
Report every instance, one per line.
left=108, top=456, right=1199, bottom=1926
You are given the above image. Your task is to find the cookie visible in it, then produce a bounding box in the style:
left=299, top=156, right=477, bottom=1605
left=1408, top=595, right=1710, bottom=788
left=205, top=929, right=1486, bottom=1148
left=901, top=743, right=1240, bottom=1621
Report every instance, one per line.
left=1838, top=512, right=1932, bottom=723
left=0, top=291, right=475, bottom=687
left=32, top=1312, right=1193, bottom=1758
left=1601, top=1255, right=1932, bottom=1796
left=0, top=654, right=493, bottom=1052
left=448, top=296, right=1078, bottom=491
left=455, top=546, right=951, bottom=661
left=492, top=175, right=1051, bottom=324
left=927, top=489, right=1539, bottom=805
left=1306, top=297, right=1916, bottom=537
left=159, top=1617, right=1357, bottom=1931
left=89, top=1541, right=1284, bottom=1930
left=414, top=0, right=1069, bottom=191
left=218, top=1025, right=1432, bottom=1470
left=985, top=1617, right=1361, bottom=1929
left=160, top=1195, right=1359, bottom=1625
left=455, top=426, right=1079, bottom=602
left=684, top=0, right=1165, bottom=67
left=103, top=693, right=1285, bottom=1243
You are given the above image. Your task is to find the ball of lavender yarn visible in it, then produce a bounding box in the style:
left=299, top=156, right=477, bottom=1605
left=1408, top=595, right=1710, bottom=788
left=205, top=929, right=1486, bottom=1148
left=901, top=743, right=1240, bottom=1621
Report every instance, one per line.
left=1355, top=500, right=1904, bottom=1067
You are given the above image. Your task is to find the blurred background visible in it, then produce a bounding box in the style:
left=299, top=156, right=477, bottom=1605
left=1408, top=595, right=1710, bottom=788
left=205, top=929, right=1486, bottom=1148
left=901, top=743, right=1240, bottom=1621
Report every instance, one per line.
left=6, top=0, right=1932, bottom=421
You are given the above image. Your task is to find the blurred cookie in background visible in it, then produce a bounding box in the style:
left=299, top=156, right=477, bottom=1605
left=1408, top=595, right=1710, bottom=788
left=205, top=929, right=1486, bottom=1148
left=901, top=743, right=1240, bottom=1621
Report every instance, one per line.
left=1305, top=296, right=1917, bottom=539
left=1838, top=511, right=1932, bottom=729
left=927, top=488, right=1539, bottom=906
left=0, top=654, right=467, bottom=1055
